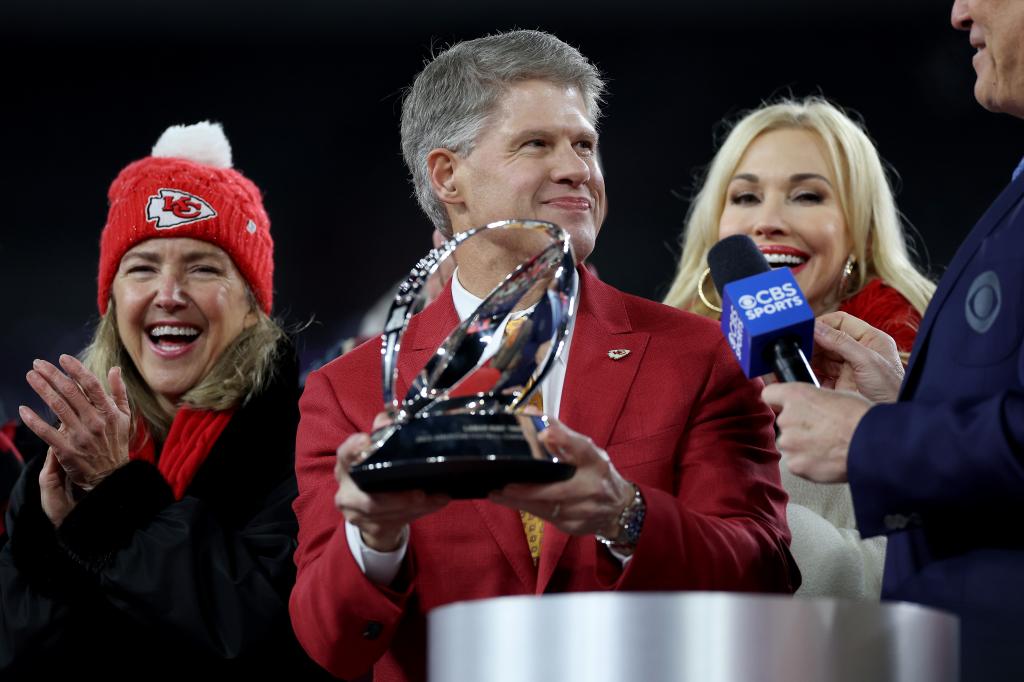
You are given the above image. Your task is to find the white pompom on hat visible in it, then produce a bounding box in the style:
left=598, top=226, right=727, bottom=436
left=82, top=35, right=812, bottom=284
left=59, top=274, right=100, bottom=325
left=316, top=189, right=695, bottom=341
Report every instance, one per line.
left=151, top=121, right=233, bottom=169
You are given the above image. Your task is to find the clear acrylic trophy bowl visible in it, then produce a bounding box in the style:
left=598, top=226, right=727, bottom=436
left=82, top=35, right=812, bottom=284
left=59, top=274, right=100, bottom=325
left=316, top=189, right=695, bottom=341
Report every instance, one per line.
left=348, top=219, right=578, bottom=499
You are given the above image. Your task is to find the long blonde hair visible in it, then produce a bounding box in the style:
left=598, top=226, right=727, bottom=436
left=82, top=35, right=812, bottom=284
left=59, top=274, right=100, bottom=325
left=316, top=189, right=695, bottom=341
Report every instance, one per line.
left=80, top=296, right=285, bottom=443
left=664, top=97, right=934, bottom=319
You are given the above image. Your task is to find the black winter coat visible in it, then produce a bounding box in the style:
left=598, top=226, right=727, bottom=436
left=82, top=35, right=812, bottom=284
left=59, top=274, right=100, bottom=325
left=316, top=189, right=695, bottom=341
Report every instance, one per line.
left=0, top=346, right=335, bottom=680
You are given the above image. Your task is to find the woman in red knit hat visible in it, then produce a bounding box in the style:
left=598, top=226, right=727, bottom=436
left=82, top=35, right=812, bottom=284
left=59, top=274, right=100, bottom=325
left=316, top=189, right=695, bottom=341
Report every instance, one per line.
left=663, top=98, right=936, bottom=601
left=0, top=122, right=328, bottom=679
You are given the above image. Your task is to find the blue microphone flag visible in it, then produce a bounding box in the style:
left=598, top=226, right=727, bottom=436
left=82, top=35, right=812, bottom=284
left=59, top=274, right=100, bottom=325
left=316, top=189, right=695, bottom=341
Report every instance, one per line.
left=720, top=267, right=814, bottom=378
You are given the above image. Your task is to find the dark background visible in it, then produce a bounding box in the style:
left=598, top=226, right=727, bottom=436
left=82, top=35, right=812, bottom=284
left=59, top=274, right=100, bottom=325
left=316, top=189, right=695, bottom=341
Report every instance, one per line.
left=2, top=0, right=1020, bottom=419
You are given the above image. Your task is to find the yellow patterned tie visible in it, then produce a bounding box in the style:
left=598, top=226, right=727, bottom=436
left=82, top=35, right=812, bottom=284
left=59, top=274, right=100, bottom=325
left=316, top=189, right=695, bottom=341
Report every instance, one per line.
left=505, top=316, right=545, bottom=565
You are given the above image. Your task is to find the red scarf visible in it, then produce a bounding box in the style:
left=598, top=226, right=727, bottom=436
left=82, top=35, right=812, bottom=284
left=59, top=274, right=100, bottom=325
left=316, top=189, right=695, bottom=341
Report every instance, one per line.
left=130, top=407, right=235, bottom=500
left=0, top=420, right=24, bottom=464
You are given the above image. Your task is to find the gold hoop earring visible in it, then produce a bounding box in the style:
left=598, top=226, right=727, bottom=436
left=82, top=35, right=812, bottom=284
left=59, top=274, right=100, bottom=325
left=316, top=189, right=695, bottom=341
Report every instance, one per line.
left=842, top=254, right=856, bottom=280
left=697, top=267, right=722, bottom=313
left=839, top=254, right=857, bottom=299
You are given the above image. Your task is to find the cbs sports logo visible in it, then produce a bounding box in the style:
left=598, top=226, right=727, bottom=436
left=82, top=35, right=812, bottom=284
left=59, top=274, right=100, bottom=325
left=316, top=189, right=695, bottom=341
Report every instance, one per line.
left=737, top=283, right=804, bottom=320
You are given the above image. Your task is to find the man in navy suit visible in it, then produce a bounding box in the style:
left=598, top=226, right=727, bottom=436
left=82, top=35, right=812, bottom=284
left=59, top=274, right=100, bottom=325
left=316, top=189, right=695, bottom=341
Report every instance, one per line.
left=763, top=1, right=1024, bottom=679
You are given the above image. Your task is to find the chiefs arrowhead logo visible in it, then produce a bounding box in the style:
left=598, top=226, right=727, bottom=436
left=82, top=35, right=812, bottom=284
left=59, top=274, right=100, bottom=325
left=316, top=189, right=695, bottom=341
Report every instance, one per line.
left=145, top=188, right=217, bottom=229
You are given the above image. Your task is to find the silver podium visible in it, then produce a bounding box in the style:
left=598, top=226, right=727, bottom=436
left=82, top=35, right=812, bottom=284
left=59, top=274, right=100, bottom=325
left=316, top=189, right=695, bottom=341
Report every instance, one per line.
left=429, top=592, right=958, bottom=682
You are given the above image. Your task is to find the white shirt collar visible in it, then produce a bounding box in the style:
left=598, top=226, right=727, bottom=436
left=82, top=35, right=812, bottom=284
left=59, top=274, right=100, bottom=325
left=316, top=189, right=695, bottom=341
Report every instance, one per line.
left=450, top=267, right=487, bottom=322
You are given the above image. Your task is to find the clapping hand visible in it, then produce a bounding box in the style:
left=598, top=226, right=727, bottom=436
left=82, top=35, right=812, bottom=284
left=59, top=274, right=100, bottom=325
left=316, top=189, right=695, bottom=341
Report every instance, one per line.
left=20, top=355, right=132, bottom=504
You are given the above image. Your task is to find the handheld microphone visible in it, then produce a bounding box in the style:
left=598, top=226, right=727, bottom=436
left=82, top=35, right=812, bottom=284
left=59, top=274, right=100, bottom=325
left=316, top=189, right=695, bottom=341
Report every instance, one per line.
left=708, top=235, right=819, bottom=385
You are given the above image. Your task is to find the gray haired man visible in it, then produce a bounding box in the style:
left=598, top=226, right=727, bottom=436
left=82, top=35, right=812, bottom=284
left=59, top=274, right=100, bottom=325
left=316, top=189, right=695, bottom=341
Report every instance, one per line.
left=292, top=30, right=797, bottom=682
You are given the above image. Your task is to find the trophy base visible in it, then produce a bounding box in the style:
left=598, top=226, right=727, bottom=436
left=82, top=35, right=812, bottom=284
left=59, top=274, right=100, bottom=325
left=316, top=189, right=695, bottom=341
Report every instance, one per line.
left=349, top=413, right=575, bottom=499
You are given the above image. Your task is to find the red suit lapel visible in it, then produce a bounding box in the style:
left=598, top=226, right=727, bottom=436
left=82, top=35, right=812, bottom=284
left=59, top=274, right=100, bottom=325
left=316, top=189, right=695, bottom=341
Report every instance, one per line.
left=538, top=267, right=650, bottom=591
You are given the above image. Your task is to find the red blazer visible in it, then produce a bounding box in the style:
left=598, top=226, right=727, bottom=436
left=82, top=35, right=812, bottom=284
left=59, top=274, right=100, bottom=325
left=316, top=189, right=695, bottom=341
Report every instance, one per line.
left=290, top=268, right=798, bottom=681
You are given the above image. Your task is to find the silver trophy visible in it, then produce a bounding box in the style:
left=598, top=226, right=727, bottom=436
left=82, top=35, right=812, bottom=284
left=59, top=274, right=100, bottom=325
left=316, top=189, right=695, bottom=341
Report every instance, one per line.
left=349, top=219, right=578, bottom=498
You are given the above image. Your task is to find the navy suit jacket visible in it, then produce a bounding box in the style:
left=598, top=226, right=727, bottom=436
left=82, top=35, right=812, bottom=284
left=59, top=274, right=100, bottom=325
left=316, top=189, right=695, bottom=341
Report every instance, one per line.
left=849, top=171, right=1024, bottom=680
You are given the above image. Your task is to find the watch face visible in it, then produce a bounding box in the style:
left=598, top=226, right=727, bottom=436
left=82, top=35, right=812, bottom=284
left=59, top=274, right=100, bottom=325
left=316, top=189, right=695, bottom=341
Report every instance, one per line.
left=596, top=485, right=645, bottom=550
left=620, top=486, right=646, bottom=546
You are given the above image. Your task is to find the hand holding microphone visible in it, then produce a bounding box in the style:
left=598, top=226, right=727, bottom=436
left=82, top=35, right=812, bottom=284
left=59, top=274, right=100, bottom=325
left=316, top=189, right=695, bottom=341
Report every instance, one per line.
left=812, top=311, right=904, bottom=403
left=708, top=235, right=875, bottom=483
left=762, top=311, right=900, bottom=483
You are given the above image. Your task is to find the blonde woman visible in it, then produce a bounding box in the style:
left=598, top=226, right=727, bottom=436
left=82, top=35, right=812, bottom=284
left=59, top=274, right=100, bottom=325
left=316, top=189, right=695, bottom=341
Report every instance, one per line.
left=665, top=97, right=935, bottom=598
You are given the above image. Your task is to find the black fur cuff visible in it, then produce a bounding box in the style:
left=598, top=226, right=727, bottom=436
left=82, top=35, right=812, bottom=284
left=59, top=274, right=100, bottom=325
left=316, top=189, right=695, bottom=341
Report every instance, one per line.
left=8, top=466, right=95, bottom=600
left=56, top=460, right=174, bottom=571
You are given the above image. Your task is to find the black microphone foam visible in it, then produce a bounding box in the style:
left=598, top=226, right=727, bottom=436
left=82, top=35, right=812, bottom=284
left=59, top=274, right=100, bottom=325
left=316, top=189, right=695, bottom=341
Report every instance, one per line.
left=707, top=234, right=771, bottom=296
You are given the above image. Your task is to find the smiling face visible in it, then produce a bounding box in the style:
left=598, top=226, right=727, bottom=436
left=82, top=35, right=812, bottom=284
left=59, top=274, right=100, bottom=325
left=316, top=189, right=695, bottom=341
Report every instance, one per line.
left=112, top=238, right=257, bottom=412
left=952, top=0, right=1024, bottom=118
left=444, top=79, right=607, bottom=263
left=717, top=128, right=853, bottom=314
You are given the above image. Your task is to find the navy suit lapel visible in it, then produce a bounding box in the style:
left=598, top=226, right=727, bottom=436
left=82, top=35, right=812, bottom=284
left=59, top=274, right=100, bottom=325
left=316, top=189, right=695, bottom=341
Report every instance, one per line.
left=903, top=175, right=1024, bottom=397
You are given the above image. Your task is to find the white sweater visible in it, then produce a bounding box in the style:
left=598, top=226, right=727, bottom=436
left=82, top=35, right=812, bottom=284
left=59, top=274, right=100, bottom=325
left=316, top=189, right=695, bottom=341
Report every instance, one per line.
left=782, top=464, right=885, bottom=599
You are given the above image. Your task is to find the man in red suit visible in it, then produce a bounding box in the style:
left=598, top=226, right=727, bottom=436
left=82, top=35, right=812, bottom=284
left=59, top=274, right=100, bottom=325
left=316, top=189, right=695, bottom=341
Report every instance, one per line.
left=290, top=29, right=798, bottom=682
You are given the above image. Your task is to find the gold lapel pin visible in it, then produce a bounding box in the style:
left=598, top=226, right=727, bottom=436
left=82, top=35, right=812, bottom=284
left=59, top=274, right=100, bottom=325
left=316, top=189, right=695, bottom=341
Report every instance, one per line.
left=607, top=349, right=631, bottom=360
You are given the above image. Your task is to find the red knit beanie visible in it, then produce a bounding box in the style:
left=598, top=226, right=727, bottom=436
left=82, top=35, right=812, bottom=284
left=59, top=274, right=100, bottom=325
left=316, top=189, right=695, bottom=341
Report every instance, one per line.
left=97, top=122, right=273, bottom=315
